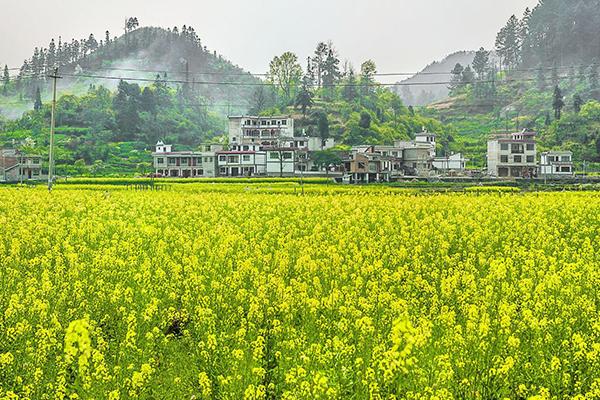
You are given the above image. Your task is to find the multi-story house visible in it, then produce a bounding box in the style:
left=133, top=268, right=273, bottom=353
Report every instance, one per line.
left=487, top=131, right=538, bottom=178
left=0, top=149, right=44, bottom=182
left=540, top=151, right=574, bottom=177
left=153, top=141, right=223, bottom=177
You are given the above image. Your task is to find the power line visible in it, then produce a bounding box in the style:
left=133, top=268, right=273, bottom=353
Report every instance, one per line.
left=4, top=61, right=600, bottom=79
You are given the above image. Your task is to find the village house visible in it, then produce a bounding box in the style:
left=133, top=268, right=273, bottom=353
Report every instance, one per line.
left=487, top=131, right=538, bottom=178
left=0, top=149, right=44, bottom=182
left=540, top=151, right=574, bottom=177
left=152, top=141, right=223, bottom=177
left=433, top=153, right=468, bottom=172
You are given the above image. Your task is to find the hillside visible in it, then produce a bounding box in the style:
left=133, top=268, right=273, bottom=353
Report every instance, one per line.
left=395, top=51, right=476, bottom=106
left=1, top=25, right=259, bottom=118
left=423, top=0, right=600, bottom=169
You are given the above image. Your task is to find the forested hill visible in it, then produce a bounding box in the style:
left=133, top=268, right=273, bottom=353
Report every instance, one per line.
left=2, top=23, right=259, bottom=116
left=424, top=0, right=600, bottom=168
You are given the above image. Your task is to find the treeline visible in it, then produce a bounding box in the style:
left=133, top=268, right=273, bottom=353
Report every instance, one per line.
left=496, top=0, right=600, bottom=70
left=248, top=42, right=450, bottom=148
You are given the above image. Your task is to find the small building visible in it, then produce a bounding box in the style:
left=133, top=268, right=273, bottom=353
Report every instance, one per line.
left=265, top=148, right=296, bottom=176
left=0, top=149, right=44, bottom=182
left=217, top=151, right=266, bottom=177
left=540, top=151, right=574, bottom=177
left=433, top=153, right=468, bottom=172
left=487, top=131, right=537, bottom=178
left=152, top=141, right=221, bottom=178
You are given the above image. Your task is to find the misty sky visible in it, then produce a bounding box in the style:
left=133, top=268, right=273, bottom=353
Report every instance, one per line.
left=1, top=0, right=538, bottom=78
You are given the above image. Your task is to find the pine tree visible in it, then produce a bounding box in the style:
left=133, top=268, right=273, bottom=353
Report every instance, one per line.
left=495, top=15, right=521, bottom=70
left=574, top=93, right=584, bottom=113
left=312, top=42, right=328, bottom=89
left=553, top=85, right=564, bottom=120
left=295, top=74, right=314, bottom=117
left=343, top=67, right=358, bottom=102
left=2, top=65, right=9, bottom=94
left=360, top=60, right=377, bottom=97
left=322, top=47, right=341, bottom=100
left=449, top=63, right=465, bottom=93
left=461, top=66, right=475, bottom=85
left=472, top=48, right=490, bottom=80
left=34, top=87, right=42, bottom=111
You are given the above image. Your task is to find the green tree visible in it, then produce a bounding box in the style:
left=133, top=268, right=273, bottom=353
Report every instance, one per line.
left=316, top=111, right=329, bottom=147
left=2, top=65, right=9, bottom=95
left=360, top=60, right=377, bottom=97
left=574, top=94, right=584, bottom=113
left=553, top=86, right=565, bottom=120
left=295, top=74, right=314, bottom=117
left=33, top=87, right=42, bottom=111
left=449, top=63, right=465, bottom=94
left=343, top=67, right=358, bottom=102
left=359, top=112, right=371, bottom=129
left=472, top=47, right=490, bottom=80
left=495, top=16, right=520, bottom=70
left=312, top=42, right=328, bottom=89
left=268, top=52, right=303, bottom=103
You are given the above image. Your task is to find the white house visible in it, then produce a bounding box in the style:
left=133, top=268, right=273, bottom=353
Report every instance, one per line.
left=216, top=151, right=267, bottom=177
left=540, top=151, right=574, bottom=177
left=487, top=131, right=537, bottom=178
left=433, top=153, right=468, bottom=172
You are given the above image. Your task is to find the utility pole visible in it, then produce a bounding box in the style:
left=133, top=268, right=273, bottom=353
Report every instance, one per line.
left=48, top=67, right=62, bottom=191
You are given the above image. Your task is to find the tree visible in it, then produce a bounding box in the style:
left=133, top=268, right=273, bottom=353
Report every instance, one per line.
left=316, top=111, right=329, bottom=147
left=343, top=67, right=358, bottom=102
left=495, top=16, right=520, bottom=70
left=105, top=31, right=111, bottom=46
left=574, top=94, right=584, bottom=113
left=312, top=42, right=329, bottom=89
left=312, top=150, right=342, bottom=171
left=2, top=65, right=9, bottom=95
left=125, top=17, right=140, bottom=33
left=360, top=60, right=377, bottom=97
left=295, top=74, right=314, bottom=117
left=449, top=63, right=465, bottom=93
left=461, top=66, right=475, bottom=85
left=553, top=85, right=565, bottom=120
left=268, top=52, right=303, bottom=102
left=472, top=48, right=490, bottom=80
left=359, top=112, right=371, bottom=129
left=34, top=87, right=42, bottom=111
left=322, top=47, right=341, bottom=99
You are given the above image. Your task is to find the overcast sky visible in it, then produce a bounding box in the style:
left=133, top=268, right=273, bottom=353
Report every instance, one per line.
left=1, top=0, right=538, bottom=77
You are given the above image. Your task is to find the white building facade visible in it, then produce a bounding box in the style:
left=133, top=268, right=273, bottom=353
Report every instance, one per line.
left=487, top=131, right=538, bottom=178
left=540, top=151, right=574, bottom=177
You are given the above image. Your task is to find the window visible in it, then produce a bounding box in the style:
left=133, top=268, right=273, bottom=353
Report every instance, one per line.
left=526, top=155, right=535, bottom=163
left=243, top=155, right=251, bottom=162
left=281, top=120, right=287, bottom=125
left=157, top=158, right=165, bottom=164
left=272, top=120, right=277, bottom=125
left=196, top=157, right=202, bottom=164
left=500, top=155, right=509, bottom=163
left=228, top=156, right=239, bottom=163
left=261, top=120, right=267, bottom=125
left=526, top=143, right=535, bottom=151
left=283, top=152, right=293, bottom=160
left=168, top=158, right=177, bottom=165
left=243, top=145, right=249, bottom=151
left=511, top=144, right=524, bottom=154
left=561, top=166, right=571, bottom=173
left=561, top=155, right=571, bottom=162
left=269, top=152, right=279, bottom=160
left=219, top=155, right=226, bottom=162
left=500, top=143, right=509, bottom=151
left=220, top=167, right=227, bottom=174
left=514, top=155, right=522, bottom=163
left=181, top=158, right=188, bottom=165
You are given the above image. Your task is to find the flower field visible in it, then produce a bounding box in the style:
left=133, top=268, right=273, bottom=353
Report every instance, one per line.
left=1, top=184, right=600, bottom=399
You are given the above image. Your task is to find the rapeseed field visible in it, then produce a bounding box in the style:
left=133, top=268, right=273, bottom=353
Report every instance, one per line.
left=1, top=184, right=600, bottom=399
